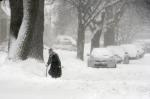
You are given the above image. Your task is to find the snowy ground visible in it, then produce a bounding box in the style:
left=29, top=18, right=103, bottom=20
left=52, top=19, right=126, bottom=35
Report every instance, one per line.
left=0, top=49, right=150, bottom=99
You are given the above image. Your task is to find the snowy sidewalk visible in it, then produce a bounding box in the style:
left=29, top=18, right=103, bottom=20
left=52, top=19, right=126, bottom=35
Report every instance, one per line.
left=0, top=51, right=150, bottom=99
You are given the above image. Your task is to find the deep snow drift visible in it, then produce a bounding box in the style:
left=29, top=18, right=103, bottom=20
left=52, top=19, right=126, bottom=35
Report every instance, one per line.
left=0, top=49, right=150, bottom=99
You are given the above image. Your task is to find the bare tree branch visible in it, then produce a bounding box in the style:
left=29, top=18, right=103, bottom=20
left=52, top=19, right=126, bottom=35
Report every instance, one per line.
left=83, top=0, right=103, bottom=25
left=85, top=0, right=123, bottom=28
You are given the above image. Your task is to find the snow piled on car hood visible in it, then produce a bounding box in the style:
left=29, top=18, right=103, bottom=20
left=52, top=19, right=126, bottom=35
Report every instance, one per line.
left=91, top=48, right=113, bottom=59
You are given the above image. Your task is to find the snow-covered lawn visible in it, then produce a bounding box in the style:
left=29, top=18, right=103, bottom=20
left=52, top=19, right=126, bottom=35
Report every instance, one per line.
left=0, top=50, right=150, bottom=99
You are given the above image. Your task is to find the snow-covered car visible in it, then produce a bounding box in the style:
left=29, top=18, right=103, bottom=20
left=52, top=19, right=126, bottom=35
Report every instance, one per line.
left=107, top=46, right=125, bottom=63
left=120, top=44, right=141, bottom=59
left=88, top=48, right=116, bottom=68
left=52, top=35, right=77, bottom=51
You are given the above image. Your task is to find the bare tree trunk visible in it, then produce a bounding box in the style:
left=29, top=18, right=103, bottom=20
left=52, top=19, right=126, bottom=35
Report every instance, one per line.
left=77, top=7, right=85, bottom=60
left=8, top=0, right=40, bottom=60
left=77, top=24, right=85, bottom=60
left=90, top=12, right=105, bottom=52
left=8, top=0, right=23, bottom=52
left=104, top=5, right=116, bottom=47
left=104, top=24, right=116, bottom=47
left=29, top=0, right=44, bottom=61
left=90, top=30, right=101, bottom=52
left=104, top=1, right=126, bottom=47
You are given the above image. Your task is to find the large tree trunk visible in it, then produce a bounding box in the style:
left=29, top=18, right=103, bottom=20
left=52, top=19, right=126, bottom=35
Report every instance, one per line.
left=77, top=7, right=85, bottom=60
left=8, top=0, right=23, bottom=52
left=8, top=0, right=40, bottom=60
left=77, top=24, right=85, bottom=60
left=29, top=0, right=44, bottom=61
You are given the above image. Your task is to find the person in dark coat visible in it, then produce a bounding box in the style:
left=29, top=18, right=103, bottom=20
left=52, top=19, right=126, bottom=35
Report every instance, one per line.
left=46, top=48, right=62, bottom=78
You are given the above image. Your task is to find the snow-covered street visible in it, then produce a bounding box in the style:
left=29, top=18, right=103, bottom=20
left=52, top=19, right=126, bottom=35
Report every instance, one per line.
left=0, top=51, right=150, bottom=99
left=1, top=0, right=150, bottom=99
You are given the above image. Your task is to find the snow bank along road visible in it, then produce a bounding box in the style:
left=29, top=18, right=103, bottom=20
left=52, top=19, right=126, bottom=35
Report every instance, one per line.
left=0, top=51, right=150, bottom=99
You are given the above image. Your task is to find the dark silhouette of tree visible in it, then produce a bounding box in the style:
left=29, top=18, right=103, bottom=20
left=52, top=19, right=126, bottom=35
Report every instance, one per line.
left=9, top=0, right=23, bottom=53
left=66, top=0, right=127, bottom=59
left=29, top=0, right=44, bottom=60
left=89, top=0, right=126, bottom=52
left=90, top=11, right=105, bottom=52
left=8, top=0, right=44, bottom=61
left=66, top=0, right=104, bottom=60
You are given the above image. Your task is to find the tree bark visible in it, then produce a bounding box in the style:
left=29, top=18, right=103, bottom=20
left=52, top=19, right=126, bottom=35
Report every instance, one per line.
left=90, top=12, right=105, bottom=52
left=29, top=0, right=44, bottom=61
left=8, top=0, right=40, bottom=60
left=8, top=0, right=23, bottom=52
left=104, top=1, right=126, bottom=47
left=77, top=6, right=85, bottom=60
left=77, top=24, right=85, bottom=60
left=90, top=30, right=102, bottom=52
